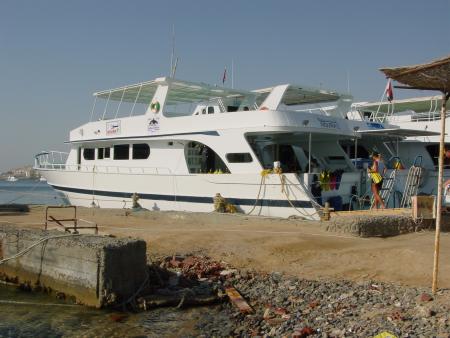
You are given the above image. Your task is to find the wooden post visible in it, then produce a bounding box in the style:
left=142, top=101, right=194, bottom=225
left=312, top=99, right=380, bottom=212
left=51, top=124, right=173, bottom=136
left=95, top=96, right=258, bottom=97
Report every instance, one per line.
left=432, top=92, right=449, bottom=294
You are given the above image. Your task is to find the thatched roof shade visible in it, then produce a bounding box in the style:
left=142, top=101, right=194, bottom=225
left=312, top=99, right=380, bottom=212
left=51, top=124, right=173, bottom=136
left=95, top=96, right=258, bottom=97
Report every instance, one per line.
left=380, top=55, right=450, bottom=92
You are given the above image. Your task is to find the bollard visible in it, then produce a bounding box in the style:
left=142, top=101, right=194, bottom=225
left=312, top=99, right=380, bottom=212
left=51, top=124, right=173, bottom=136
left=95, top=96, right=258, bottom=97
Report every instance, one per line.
left=322, top=202, right=331, bottom=221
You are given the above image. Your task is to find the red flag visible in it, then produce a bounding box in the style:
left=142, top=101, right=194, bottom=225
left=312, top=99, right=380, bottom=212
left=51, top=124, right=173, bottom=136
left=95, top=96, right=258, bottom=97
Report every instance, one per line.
left=385, top=79, right=394, bottom=102
left=222, top=67, right=227, bottom=85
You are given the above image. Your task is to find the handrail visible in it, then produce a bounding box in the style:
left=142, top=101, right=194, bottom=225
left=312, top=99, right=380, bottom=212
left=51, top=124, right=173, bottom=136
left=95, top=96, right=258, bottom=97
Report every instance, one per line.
left=413, top=155, right=423, bottom=167
left=294, top=107, right=331, bottom=116
left=35, top=163, right=172, bottom=175
left=35, top=151, right=69, bottom=168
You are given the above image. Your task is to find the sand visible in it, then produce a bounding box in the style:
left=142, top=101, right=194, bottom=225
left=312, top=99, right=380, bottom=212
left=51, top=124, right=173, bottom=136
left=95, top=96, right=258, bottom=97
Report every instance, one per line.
left=1, top=206, right=449, bottom=289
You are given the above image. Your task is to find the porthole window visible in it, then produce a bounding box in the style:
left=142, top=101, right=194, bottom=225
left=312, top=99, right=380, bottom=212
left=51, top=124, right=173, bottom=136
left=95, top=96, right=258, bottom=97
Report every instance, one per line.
left=226, top=153, right=253, bottom=163
left=132, top=144, right=150, bottom=159
left=83, top=148, right=95, bottom=160
left=113, top=144, right=129, bottom=160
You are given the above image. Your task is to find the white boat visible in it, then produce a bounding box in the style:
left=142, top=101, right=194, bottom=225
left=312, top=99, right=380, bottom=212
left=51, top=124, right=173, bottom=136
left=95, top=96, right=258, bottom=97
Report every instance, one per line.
left=350, top=95, right=450, bottom=170
left=34, top=77, right=438, bottom=217
left=6, top=176, right=18, bottom=182
left=39, top=176, right=47, bottom=182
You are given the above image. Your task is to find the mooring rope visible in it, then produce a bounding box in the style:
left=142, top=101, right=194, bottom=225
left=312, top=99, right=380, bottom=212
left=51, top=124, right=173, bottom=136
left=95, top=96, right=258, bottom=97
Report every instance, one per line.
left=0, top=300, right=78, bottom=307
left=0, top=233, right=83, bottom=265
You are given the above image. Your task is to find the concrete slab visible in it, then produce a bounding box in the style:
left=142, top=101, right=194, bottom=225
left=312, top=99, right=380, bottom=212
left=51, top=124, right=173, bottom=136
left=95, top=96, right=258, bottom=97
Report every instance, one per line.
left=0, top=224, right=147, bottom=307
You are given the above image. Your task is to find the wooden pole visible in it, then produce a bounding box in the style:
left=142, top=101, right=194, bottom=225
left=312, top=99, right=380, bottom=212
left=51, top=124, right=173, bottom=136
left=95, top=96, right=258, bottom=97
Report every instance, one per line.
left=432, top=91, right=449, bottom=294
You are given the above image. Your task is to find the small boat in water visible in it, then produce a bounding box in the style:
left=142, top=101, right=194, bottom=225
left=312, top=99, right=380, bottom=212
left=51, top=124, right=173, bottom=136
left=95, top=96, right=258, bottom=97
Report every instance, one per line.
left=6, top=176, right=18, bottom=182
left=39, top=176, right=47, bottom=182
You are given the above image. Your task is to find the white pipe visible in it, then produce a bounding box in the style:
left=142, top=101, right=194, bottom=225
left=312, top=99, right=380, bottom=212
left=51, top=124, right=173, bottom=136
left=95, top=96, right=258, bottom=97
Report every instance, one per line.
left=308, top=133, right=312, bottom=174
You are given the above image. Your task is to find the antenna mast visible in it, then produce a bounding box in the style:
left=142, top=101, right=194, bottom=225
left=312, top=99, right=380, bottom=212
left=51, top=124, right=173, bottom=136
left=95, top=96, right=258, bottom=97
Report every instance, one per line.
left=347, top=70, right=351, bottom=94
left=170, top=25, right=175, bottom=77
left=231, top=59, right=234, bottom=89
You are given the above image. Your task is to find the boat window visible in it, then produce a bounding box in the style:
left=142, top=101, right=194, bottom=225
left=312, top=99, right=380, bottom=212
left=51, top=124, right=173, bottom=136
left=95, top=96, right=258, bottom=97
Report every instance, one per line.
left=185, top=141, right=230, bottom=174
left=132, top=144, right=150, bottom=159
left=83, top=148, right=95, bottom=161
left=113, top=144, right=130, bottom=160
left=202, top=108, right=206, bottom=115
left=208, top=106, right=214, bottom=114
left=226, top=153, right=253, bottom=163
left=104, top=147, right=110, bottom=159
left=254, top=144, right=301, bottom=172
left=98, top=148, right=104, bottom=160
left=426, top=144, right=450, bottom=168
left=338, top=141, right=370, bottom=159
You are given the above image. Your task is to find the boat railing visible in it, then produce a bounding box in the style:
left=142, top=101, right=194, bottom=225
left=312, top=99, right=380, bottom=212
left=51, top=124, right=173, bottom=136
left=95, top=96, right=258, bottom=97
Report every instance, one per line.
left=34, top=151, right=69, bottom=169
left=35, top=161, right=172, bottom=175
left=294, top=107, right=332, bottom=116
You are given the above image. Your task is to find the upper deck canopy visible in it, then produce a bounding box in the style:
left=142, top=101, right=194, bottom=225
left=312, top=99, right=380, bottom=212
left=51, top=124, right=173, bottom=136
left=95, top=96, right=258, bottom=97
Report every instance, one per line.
left=253, top=85, right=341, bottom=106
left=94, top=77, right=255, bottom=105
left=357, top=128, right=439, bottom=138
left=354, top=95, right=449, bottom=114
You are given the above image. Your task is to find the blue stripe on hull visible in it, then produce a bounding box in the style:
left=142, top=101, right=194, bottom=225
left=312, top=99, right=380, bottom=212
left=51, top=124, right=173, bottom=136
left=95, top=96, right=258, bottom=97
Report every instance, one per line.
left=50, top=185, right=314, bottom=209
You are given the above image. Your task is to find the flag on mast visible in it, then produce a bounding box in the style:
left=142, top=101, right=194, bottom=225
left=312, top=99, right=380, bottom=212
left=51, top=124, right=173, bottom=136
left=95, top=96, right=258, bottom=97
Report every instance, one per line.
left=385, top=79, right=394, bottom=102
left=222, top=67, right=227, bottom=85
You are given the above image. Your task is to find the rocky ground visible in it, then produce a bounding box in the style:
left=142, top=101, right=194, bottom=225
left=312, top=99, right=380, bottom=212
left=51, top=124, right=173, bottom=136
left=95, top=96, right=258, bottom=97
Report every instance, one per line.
left=144, top=255, right=450, bottom=337
left=4, top=208, right=450, bottom=336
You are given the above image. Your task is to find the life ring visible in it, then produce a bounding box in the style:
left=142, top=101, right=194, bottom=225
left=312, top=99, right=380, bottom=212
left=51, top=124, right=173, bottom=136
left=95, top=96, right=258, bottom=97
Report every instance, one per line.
left=150, top=101, right=160, bottom=113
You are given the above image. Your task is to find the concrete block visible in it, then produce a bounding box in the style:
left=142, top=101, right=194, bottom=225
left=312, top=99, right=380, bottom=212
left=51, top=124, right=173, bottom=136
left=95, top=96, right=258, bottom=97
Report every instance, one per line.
left=325, top=214, right=422, bottom=237
left=0, top=225, right=147, bottom=308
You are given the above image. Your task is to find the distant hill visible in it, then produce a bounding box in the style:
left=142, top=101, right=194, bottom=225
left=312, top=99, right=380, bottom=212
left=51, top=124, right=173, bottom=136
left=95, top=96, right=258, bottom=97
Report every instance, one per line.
left=0, top=165, right=38, bottom=179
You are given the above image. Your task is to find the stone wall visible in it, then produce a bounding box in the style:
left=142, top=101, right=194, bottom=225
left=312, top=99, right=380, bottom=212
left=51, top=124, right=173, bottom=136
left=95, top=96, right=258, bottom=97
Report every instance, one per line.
left=324, top=214, right=436, bottom=237
left=0, top=225, right=147, bottom=307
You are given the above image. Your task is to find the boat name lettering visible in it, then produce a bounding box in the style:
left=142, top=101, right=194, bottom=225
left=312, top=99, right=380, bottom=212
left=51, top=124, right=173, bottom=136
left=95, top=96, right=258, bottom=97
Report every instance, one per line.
left=106, top=121, right=121, bottom=135
left=317, top=118, right=338, bottom=129
left=366, top=122, right=385, bottom=129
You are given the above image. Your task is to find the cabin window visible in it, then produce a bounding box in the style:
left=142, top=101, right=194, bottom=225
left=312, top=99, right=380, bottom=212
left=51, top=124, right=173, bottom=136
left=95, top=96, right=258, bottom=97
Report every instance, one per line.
left=113, top=144, right=130, bottom=160
left=426, top=144, right=450, bottom=168
left=202, top=109, right=206, bottom=115
left=185, top=141, right=230, bottom=174
left=226, top=153, right=253, bottom=163
left=338, top=141, right=370, bottom=159
left=104, top=147, right=110, bottom=158
left=208, top=106, right=214, bottom=114
left=83, top=148, right=95, bottom=161
left=98, top=148, right=104, bottom=160
left=132, top=144, right=150, bottom=159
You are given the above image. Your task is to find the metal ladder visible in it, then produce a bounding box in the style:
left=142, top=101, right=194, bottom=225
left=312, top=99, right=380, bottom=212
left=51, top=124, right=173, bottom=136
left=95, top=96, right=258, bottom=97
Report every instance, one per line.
left=381, top=170, right=397, bottom=206
left=217, top=98, right=226, bottom=113
left=370, top=170, right=396, bottom=208
left=400, top=156, right=423, bottom=208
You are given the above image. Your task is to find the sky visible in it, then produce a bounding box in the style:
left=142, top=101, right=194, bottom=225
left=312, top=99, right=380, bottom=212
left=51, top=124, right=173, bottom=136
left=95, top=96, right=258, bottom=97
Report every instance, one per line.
left=0, top=0, right=449, bottom=171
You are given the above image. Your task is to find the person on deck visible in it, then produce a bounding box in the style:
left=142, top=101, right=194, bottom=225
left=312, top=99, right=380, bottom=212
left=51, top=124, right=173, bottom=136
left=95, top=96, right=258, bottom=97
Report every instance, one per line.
left=369, top=152, right=386, bottom=209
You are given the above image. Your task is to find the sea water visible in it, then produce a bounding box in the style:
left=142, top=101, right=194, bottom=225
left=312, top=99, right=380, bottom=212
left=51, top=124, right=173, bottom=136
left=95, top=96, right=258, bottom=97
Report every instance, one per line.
left=0, top=284, right=207, bottom=337
left=0, top=180, right=206, bottom=337
left=0, top=179, right=66, bottom=205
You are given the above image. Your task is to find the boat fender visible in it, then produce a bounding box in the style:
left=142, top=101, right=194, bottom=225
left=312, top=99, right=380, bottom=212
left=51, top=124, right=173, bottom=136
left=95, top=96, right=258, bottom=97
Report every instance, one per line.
left=150, top=101, right=160, bottom=113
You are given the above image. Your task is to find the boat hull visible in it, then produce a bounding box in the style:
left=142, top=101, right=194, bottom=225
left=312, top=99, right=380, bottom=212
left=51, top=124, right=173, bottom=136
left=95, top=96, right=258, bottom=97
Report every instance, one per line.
left=38, top=169, right=321, bottom=220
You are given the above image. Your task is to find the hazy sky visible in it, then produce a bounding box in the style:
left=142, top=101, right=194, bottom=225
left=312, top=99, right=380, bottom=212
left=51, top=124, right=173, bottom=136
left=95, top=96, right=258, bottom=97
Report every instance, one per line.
left=0, top=0, right=449, bottom=171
